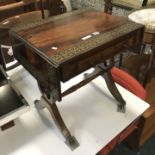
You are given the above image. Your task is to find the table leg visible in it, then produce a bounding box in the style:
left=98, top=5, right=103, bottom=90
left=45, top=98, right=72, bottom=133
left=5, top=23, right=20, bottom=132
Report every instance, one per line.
left=84, top=66, right=126, bottom=113
left=37, top=96, right=79, bottom=150
left=102, top=71, right=126, bottom=113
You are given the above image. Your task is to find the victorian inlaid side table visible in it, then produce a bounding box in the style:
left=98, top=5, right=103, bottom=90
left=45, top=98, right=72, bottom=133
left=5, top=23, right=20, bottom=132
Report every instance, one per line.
left=9, top=9, right=144, bottom=150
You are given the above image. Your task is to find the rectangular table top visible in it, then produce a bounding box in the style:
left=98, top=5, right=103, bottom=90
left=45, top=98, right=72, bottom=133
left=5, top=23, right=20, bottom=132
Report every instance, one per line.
left=1, top=65, right=149, bottom=155
left=10, top=9, right=143, bottom=67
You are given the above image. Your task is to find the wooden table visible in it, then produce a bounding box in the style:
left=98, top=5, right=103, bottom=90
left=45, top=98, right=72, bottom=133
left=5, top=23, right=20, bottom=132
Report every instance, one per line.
left=9, top=9, right=144, bottom=150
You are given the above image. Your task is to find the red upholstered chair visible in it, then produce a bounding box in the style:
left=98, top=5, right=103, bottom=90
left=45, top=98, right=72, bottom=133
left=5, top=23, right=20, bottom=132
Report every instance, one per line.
left=111, top=67, right=147, bottom=100
left=98, top=67, right=147, bottom=155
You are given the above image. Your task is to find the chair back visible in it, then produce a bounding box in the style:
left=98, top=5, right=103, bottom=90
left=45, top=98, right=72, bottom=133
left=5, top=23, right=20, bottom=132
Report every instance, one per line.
left=0, top=0, right=37, bottom=21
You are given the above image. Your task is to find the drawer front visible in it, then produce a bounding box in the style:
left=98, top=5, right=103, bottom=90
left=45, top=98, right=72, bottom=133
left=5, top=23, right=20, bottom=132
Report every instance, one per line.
left=61, top=30, right=143, bottom=82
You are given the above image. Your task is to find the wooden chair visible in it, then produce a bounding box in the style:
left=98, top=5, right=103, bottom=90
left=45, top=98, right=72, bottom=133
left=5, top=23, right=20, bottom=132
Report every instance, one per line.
left=104, top=0, right=155, bottom=14
left=0, top=0, right=38, bottom=21
left=0, top=0, right=39, bottom=70
left=0, top=10, right=49, bottom=70
left=0, top=0, right=67, bottom=70
left=121, top=50, right=155, bottom=87
left=97, top=66, right=147, bottom=155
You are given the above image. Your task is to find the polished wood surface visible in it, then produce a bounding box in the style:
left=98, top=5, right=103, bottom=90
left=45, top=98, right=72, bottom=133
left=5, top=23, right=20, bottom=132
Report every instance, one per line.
left=16, top=11, right=127, bottom=55
left=11, top=10, right=144, bottom=81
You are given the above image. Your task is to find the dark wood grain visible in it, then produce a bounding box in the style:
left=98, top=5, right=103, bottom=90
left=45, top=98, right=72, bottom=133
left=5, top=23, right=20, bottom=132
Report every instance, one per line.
left=16, top=11, right=128, bottom=56
left=10, top=10, right=144, bottom=82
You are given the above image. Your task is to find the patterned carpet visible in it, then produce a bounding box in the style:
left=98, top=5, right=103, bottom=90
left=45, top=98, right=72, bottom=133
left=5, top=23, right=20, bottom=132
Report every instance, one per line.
left=109, top=134, right=155, bottom=155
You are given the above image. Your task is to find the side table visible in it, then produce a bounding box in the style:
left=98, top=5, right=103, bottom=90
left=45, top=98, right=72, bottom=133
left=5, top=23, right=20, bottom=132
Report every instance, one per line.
left=10, top=9, right=144, bottom=149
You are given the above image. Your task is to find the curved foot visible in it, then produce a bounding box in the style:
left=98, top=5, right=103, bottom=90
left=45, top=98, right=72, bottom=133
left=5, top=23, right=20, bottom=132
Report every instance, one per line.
left=103, top=71, right=126, bottom=113
left=40, top=96, right=79, bottom=150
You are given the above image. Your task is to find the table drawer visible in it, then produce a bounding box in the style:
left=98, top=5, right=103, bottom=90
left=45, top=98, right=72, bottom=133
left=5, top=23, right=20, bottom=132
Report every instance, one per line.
left=61, top=33, right=141, bottom=82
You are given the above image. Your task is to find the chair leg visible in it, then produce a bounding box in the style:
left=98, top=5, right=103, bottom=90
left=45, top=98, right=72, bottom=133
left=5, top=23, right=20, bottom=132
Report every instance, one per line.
left=143, top=42, right=155, bottom=87
left=102, top=71, right=126, bottom=113
left=118, top=53, right=123, bottom=68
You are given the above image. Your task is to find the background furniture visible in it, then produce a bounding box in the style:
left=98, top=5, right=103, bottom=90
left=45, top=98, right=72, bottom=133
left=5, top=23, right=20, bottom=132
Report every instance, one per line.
left=104, top=3, right=155, bottom=86
left=0, top=10, right=49, bottom=70
left=0, top=65, right=29, bottom=130
left=98, top=66, right=147, bottom=155
left=70, top=0, right=155, bottom=14
left=0, top=0, right=38, bottom=21
left=0, top=0, right=37, bottom=128
left=103, top=1, right=155, bottom=148
left=0, top=0, right=39, bottom=69
left=0, top=0, right=67, bottom=70
left=0, top=0, right=67, bottom=130
left=122, top=8, right=155, bottom=149
left=105, top=0, right=155, bottom=15
left=0, top=0, right=66, bottom=20
left=126, top=8, right=155, bottom=86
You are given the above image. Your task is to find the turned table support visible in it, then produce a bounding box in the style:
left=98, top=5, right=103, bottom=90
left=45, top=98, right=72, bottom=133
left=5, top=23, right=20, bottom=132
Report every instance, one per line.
left=36, top=62, right=126, bottom=150
left=103, top=71, right=126, bottom=112
left=36, top=95, right=79, bottom=150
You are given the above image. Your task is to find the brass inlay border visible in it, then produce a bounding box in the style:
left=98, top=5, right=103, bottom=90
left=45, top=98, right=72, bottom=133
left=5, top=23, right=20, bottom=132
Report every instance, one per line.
left=50, top=21, right=143, bottom=65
